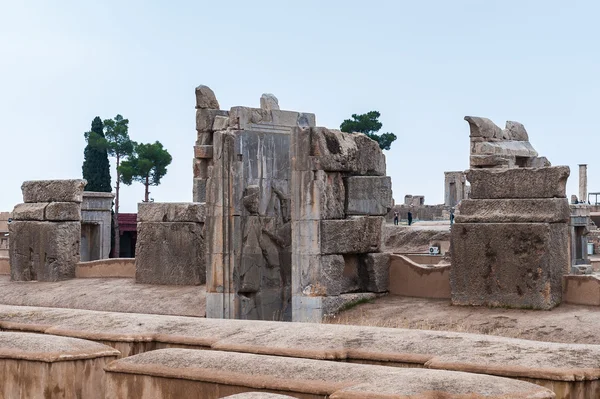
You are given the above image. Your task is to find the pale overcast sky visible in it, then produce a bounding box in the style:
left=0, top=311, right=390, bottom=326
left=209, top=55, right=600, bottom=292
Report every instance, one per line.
left=1, top=1, right=598, bottom=212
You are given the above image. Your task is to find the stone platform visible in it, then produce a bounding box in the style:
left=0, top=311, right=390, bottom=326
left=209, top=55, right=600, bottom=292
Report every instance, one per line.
left=0, top=276, right=205, bottom=317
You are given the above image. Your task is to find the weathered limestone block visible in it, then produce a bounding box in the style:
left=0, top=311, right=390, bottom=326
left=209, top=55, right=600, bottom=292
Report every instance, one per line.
left=451, top=222, right=568, bottom=309
left=196, top=109, right=229, bottom=132
left=467, top=166, right=569, bottom=199
left=21, top=179, right=86, bottom=203
left=320, top=217, right=383, bottom=254
left=194, top=145, right=213, bottom=159
left=0, top=332, right=119, bottom=399
left=320, top=254, right=359, bottom=296
left=12, top=203, right=46, bottom=221
left=345, top=176, right=392, bottom=216
left=311, top=128, right=386, bottom=176
left=45, top=202, right=81, bottom=221
left=13, top=202, right=81, bottom=221
left=9, top=221, right=81, bottom=281
left=223, top=394, right=295, bottom=399
left=359, top=252, right=390, bottom=293
left=527, top=156, right=551, bottom=167
left=292, top=170, right=346, bottom=220
left=229, top=107, right=315, bottom=131
left=260, top=93, right=280, bottom=111
left=504, top=121, right=529, bottom=141
left=456, top=198, right=570, bottom=223
left=193, top=178, right=207, bottom=203
left=138, top=202, right=205, bottom=223
left=195, top=85, right=220, bottom=109
left=470, top=155, right=511, bottom=168
left=136, top=222, right=205, bottom=285
left=212, top=115, right=229, bottom=131
left=464, top=116, right=503, bottom=139
left=471, top=140, right=538, bottom=158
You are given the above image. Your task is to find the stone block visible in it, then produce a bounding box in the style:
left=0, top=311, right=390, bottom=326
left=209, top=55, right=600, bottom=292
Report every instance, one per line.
left=320, top=217, right=383, bottom=254
left=320, top=254, right=359, bottom=296
left=22, top=179, right=86, bottom=203
left=135, top=222, right=205, bottom=285
left=464, top=116, right=503, bottom=139
left=195, top=85, right=219, bottom=109
left=470, top=155, right=511, bottom=168
left=9, top=221, right=80, bottom=281
left=12, top=203, right=46, bottom=221
left=317, top=171, right=345, bottom=219
left=345, top=176, right=392, bottom=216
left=196, top=109, right=228, bottom=132
left=360, top=252, right=390, bottom=292
left=291, top=220, right=321, bottom=255
left=467, top=166, right=569, bottom=199
left=138, top=202, right=205, bottom=223
left=194, top=145, right=213, bottom=159
left=310, top=128, right=386, bottom=176
left=45, top=202, right=81, bottom=221
left=193, top=158, right=210, bottom=179
left=450, top=222, right=568, bottom=309
left=192, top=178, right=207, bottom=203
left=196, top=131, right=212, bottom=145
left=472, top=140, right=538, bottom=158
left=260, top=93, right=280, bottom=111
left=455, top=198, right=570, bottom=223
left=212, top=115, right=229, bottom=131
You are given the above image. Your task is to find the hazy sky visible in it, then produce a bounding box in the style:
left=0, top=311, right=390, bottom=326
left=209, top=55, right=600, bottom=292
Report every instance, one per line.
left=1, top=1, right=598, bottom=212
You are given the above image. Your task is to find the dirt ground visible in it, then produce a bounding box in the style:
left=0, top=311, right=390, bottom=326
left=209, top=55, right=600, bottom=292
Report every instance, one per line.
left=325, top=295, right=600, bottom=345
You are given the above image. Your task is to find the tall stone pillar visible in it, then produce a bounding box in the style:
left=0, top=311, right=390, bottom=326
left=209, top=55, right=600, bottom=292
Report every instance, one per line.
left=579, top=164, right=587, bottom=204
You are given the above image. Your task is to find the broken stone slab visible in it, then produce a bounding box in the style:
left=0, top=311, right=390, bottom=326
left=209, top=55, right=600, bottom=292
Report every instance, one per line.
left=228, top=107, right=316, bottom=131
left=455, top=198, right=570, bottom=224
left=135, top=222, right=205, bottom=285
left=467, top=166, right=569, bottom=199
left=137, top=202, right=206, bottom=223
left=504, top=121, right=529, bottom=141
left=310, top=128, right=386, bottom=176
left=345, top=176, right=392, bottom=216
left=470, top=155, right=512, bottom=168
left=212, top=115, right=229, bottom=131
left=21, top=179, right=87, bottom=203
left=193, top=145, right=213, bottom=159
left=196, top=109, right=229, bottom=132
left=260, top=93, right=280, bottom=111
left=9, top=221, right=80, bottom=281
left=464, top=116, right=503, bottom=139
left=450, top=222, right=568, bottom=310
left=359, top=252, right=390, bottom=293
left=320, top=217, right=383, bottom=254
left=195, top=85, right=220, bottom=109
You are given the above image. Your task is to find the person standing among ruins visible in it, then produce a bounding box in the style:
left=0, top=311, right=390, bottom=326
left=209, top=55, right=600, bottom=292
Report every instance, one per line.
left=450, top=209, right=455, bottom=227
left=407, top=211, right=413, bottom=226
left=393, top=211, right=399, bottom=226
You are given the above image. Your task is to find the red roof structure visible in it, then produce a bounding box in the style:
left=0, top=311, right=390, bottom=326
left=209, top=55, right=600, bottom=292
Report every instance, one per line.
left=118, top=213, right=137, bottom=233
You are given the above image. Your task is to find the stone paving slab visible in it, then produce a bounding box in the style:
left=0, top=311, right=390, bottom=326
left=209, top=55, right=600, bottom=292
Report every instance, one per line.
left=0, top=276, right=205, bottom=317
left=1, top=304, right=600, bottom=383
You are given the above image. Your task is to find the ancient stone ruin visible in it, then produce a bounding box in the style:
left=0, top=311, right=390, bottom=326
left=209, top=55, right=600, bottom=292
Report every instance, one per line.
left=81, top=191, right=114, bottom=261
left=451, top=117, right=570, bottom=309
left=135, top=202, right=206, bottom=285
left=9, top=179, right=86, bottom=281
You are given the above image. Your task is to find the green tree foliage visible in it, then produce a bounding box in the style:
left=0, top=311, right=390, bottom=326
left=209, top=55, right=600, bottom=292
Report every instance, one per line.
left=82, top=117, right=112, bottom=192
left=340, top=111, right=397, bottom=151
left=119, top=141, right=172, bottom=202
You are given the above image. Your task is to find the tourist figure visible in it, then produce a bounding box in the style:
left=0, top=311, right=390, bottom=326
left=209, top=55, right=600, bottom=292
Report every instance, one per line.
left=393, top=211, right=399, bottom=226
left=450, top=209, right=455, bottom=226
left=407, top=211, right=413, bottom=226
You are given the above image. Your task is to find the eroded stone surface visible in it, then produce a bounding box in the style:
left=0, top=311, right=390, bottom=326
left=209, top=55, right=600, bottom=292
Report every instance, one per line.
left=456, top=198, right=570, bottom=223
left=451, top=222, right=568, bottom=309
left=320, top=217, right=383, bottom=254
left=467, top=166, right=569, bottom=199
left=345, top=176, right=392, bottom=216
left=138, top=202, right=206, bottom=223
left=360, top=253, right=390, bottom=293
left=260, top=93, right=280, bottom=111
left=195, top=85, right=220, bottom=109
left=9, top=221, right=80, bottom=281
left=21, top=179, right=86, bottom=203
left=136, top=222, right=205, bottom=285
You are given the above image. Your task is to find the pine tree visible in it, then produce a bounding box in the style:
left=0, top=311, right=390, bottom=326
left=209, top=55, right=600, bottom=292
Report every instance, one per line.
left=82, top=117, right=112, bottom=192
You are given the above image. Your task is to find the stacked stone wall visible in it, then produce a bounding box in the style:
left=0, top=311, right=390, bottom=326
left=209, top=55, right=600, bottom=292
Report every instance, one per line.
left=9, top=179, right=85, bottom=281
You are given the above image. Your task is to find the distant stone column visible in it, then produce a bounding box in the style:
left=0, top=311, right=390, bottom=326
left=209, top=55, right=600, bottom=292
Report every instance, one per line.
left=579, top=164, right=587, bottom=204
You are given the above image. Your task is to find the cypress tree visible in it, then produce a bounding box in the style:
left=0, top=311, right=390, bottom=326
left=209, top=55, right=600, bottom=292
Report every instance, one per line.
left=82, top=116, right=112, bottom=192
